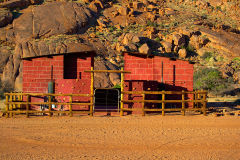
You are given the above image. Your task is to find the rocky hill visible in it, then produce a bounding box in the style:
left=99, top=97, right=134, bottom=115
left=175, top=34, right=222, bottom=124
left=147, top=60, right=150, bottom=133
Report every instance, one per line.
left=0, top=0, right=239, bottom=96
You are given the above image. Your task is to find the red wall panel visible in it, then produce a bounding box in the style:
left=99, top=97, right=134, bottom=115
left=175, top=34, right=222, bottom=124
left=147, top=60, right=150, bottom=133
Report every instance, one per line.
left=123, top=53, right=194, bottom=111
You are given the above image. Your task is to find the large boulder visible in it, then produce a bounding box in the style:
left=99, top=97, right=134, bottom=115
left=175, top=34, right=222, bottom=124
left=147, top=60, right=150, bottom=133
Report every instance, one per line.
left=178, top=48, right=187, bottom=59
left=162, top=41, right=172, bottom=53
left=0, top=0, right=43, bottom=10
left=94, top=59, right=120, bottom=88
left=139, top=43, right=151, bottom=55
left=172, top=33, right=186, bottom=47
left=12, top=2, right=94, bottom=42
left=199, top=28, right=240, bottom=57
left=0, top=8, right=13, bottom=27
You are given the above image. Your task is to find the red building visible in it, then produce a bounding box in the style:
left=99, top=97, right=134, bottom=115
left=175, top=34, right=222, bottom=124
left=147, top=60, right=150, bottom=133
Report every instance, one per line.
left=22, top=51, right=194, bottom=114
left=22, top=51, right=94, bottom=110
left=123, top=52, right=194, bottom=111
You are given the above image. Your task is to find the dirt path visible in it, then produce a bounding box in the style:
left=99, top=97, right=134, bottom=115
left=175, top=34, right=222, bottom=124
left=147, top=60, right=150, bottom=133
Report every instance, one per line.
left=0, top=115, right=240, bottom=160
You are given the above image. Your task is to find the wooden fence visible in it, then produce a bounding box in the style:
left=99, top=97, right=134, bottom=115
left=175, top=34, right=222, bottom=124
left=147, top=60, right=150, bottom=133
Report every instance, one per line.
left=4, top=93, right=93, bottom=118
left=120, top=90, right=207, bottom=116
left=4, top=90, right=207, bottom=118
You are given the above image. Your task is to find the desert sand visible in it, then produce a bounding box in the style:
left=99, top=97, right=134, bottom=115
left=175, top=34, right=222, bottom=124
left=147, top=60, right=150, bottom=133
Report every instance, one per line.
left=0, top=115, right=240, bottom=160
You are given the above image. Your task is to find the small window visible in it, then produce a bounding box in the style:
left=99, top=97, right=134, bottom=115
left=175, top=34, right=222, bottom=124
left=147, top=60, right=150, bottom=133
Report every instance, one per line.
left=64, top=55, right=77, bottom=79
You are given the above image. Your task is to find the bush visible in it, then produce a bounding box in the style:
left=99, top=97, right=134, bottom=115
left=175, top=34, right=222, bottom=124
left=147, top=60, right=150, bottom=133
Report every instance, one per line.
left=113, top=84, right=121, bottom=89
left=194, top=68, right=227, bottom=93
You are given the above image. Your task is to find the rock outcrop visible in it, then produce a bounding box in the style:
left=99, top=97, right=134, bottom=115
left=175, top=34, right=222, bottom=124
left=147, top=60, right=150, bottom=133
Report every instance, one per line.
left=200, top=28, right=240, bottom=57
left=0, top=0, right=43, bottom=10
left=12, top=2, right=94, bottom=42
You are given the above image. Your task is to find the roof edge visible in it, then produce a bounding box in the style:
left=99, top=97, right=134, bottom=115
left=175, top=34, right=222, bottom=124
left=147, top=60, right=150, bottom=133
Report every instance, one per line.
left=22, top=51, right=96, bottom=60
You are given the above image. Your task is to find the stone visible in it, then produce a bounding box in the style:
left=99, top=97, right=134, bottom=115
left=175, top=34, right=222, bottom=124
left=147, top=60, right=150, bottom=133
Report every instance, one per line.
left=118, top=6, right=129, bottom=16
left=0, top=8, right=13, bottom=27
left=127, top=43, right=138, bottom=51
left=133, top=2, right=143, bottom=10
left=142, top=0, right=149, bottom=5
left=178, top=48, right=187, bottom=58
left=116, top=43, right=127, bottom=52
left=138, top=43, right=151, bottom=54
left=158, top=46, right=163, bottom=52
left=189, top=34, right=202, bottom=49
left=132, top=35, right=140, bottom=43
left=0, top=0, right=43, bottom=10
left=147, top=12, right=156, bottom=21
left=12, top=2, right=94, bottom=42
left=174, top=46, right=178, bottom=53
left=162, top=41, right=172, bottom=53
left=89, top=2, right=99, bottom=12
left=172, top=33, right=185, bottom=47
left=128, top=8, right=134, bottom=17
left=121, top=33, right=140, bottom=45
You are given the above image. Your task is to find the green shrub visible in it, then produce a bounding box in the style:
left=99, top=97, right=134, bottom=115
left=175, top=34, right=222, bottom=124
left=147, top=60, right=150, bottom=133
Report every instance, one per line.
left=232, top=57, right=240, bottom=70
left=194, top=68, right=227, bottom=93
left=113, top=84, right=121, bottom=89
left=201, top=52, right=213, bottom=61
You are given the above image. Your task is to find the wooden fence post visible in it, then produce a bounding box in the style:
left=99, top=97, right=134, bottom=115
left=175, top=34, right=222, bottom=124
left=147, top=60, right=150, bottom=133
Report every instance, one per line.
left=142, top=93, right=145, bottom=116
left=90, top=66, right=94, bottom=116
left=203, top=91, right=207, bottom=116
left=120, top=67, right=124, bottom=116
left=48, top=95, right=52, bottom=117
left=162, top=90, right=165, bottom=116
left=17, top=95, right=21, bottom=112
left=13, top=95, right=16, bottom=117
left=9, top=94, right=13, bottom=117
left=182, top=90, right=185, bottom=116
left=69, top=95, right=73, bottom=117
left=5, top=95, right=9, bottom=118
left=26, top=95, right=29, bottom=118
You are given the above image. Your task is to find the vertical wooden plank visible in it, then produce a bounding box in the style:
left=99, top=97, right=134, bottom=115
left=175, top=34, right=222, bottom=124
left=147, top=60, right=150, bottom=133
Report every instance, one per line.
left=193, top=91, right=196, bottom=108
left=197, top=91, right=201, bottom=108
left=5, top=95, right=9, bottom=118
left=69, top=95, right=73, bottom=117
left=9, top=94, right=13, bottom=117
left=13, top=95, right=16, bottom=117
left=182, top=90, right=185, bottom=116
left=21, top=92, right=23, bottom=101
left=26, top=95, right=29, bottom=118
left=142, top=93, right=145, bottom=116
left=48, top=95, right=52, bottom=117
left=17, top=95, right=21, bottom=112
left=90, top=66, right=94, bottom=116
left=162, top=90, right=165, bottom=116
left=120, top=67, right=124, bottom=116
left=203, top=91, right=207, bottom=116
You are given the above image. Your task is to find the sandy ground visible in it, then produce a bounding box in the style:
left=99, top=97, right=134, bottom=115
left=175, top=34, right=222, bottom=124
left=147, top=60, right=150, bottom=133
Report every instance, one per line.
left=0, top=115, right=240, bottom=160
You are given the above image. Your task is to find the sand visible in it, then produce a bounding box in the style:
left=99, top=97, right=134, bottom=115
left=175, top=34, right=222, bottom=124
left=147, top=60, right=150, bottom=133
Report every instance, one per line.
left=0, top=115, right=240, bottom=160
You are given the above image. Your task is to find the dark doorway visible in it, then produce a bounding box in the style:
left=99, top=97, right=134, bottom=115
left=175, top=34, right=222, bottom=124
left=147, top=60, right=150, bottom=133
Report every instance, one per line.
left=94, top=89, right=120, bottom=112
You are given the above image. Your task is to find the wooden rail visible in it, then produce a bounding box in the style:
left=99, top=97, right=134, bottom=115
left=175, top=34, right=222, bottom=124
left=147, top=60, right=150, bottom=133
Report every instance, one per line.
left=84, top=70, right=131, bottom=73
left=121, top=90, right=207, bottom=116
left=4, top=93, right=93, bottom=118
